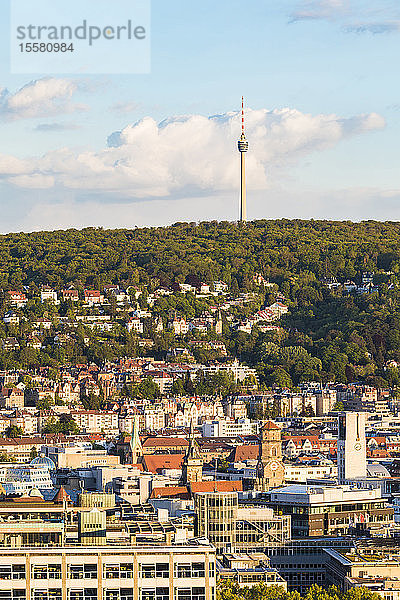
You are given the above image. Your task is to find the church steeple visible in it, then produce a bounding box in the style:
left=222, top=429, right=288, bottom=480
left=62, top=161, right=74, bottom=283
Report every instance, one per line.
left=181, top=420, right=203, bottom=484
left=129, top=415, right=143, bottom=464
left=215, top=310, right=223, bottom=335
left=255, top=420, right=284, bottom=492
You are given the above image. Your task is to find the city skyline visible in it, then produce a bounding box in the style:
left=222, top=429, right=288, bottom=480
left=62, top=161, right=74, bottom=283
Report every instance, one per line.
left=0, top=0, right=399, bottom=231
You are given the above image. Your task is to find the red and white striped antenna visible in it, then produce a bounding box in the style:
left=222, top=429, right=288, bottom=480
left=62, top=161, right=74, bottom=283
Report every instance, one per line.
left=241, top=96, right=245, bottom=134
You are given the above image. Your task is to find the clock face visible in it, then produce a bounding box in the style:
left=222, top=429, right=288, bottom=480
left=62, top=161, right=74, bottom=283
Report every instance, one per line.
left=270, top=461, right=279, bottom=471
left=354, top=443, right=362, bottom=451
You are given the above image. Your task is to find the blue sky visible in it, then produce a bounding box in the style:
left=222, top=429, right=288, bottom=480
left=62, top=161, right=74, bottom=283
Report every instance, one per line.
left=0, top=0, right=399, bottom=231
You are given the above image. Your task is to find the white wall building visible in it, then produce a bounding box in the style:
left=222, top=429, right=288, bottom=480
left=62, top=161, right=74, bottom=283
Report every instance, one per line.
left=202, top=418, right=258, bottom=438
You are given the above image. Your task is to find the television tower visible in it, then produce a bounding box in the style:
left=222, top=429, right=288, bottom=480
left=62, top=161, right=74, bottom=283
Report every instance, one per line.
left=238, top=96, right=249, bottom=222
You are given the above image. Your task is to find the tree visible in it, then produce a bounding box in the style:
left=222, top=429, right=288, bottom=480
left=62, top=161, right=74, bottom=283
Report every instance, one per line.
left=5, top=425, right=23, bottom=437
left=43, top=415, right=79, bottom=435
left=217, top=581, right=381, bottom=600
left=131, top=377, right=161, bottom=399
left=36, top=395, right=54, bottom=410
left=270, top=367, right=293, bottom=389
left=171, top=378, right=185, bottom=396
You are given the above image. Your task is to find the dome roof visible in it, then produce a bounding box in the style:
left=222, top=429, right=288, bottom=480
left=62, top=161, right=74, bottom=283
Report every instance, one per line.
left=30, top=453, right=56, bottom=470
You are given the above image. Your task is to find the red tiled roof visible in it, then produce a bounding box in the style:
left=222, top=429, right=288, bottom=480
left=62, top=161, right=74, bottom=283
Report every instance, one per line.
left=149, top=486, right=190, bottom=499
left=262, top=421, right=280, bottom=431
left=231, top=445, right=258, bottom=461
left=143, top=454, right=185, bottom=474
left=142, top=437, right=189, bottom=448
left=191, top=481, right=242, bottom=493
left=53, top=486, right=71, bottom=503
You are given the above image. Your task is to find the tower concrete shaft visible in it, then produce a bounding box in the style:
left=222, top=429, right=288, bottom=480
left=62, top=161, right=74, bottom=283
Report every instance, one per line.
left=240, top=150, right=246, bottom=222
left=237, top=96, right=248, bottom=223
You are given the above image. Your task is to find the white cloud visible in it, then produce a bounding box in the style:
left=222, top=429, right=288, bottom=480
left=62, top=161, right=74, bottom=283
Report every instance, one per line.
left=0, top=78, right=88, bottom=121
left=111, top=101, right=141, bottom=114
left=35, top=122, right=81, bottom=132
left=290, top=0, right=349, bottom=22
left=346, top=20, right=400, bottom=33
left=0, top=107, right=385, bottom=197
left=7, top=186, right=400, bottom=234
left=290, top=0, right=400, bottom=33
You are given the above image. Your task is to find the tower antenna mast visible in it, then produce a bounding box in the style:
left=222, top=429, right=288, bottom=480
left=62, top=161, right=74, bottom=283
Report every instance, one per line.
left=238, top=96, right=249, bottom=223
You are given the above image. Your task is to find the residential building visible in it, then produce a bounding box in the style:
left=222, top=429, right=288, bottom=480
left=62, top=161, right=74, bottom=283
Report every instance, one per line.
left=84, top=290, right=105, bottom=306
left=62, top=289, right=79, bottom=302
left=0, top=387, right=24, bottom=409
left=202, top=418, right=257, bottom=438
left=126, top=318, right=144, bottom=334
left=70, top=410, right=119, bottom=435
left=3, top=312, right=20, bottom=325
left=7, top=291, right=27, bottom=308
left=40, top=287, right=58, bottom=304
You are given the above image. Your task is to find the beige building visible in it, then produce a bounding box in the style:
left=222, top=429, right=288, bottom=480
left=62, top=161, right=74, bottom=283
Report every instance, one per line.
left=46, top=447, right=120, bottom=469
left=70, top=411, right=119, bottom=435
left=0, top=543, right=216, bottom=600
left=326, top=546, right=400, bottom=597
left=0, top=387, right=24, bottom=410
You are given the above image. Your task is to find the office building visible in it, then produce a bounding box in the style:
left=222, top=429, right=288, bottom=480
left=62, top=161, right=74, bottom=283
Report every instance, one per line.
left=0, top=542, right=216, bottom=600
left=267, top=484, right=393, bottom=538
left=194, top=491, right=290, bottom=552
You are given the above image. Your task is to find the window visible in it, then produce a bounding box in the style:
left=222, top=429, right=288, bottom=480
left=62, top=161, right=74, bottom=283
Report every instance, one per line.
left=175, top=591, right=191, bottom=600
left=104, top=591, right=134, bottom=600
left=192, top=589, right=205, bottom=600
left=192, top=564, right=205, bottom=578
left=104, top=564, right=134, bottom=579
left=175, top=564, right=204, bottom=579
left=31, top=591, right=62, bottom=600
left=68, top=565, right=97, bottom=579
left=209, top=563, right=215, bottom=578
left=156, top=564, right=169, bottom=578
left=104, top=565, right=120, bottom=579
left=175, top=590, right=206, bottom=600
left=0, top=593, right=26, bottom=600
left=32, top=565, right=61, bottom=580
left=120, top=564, right=134, bottom=579
left=140, top=565, right=155, bottom=579
left=68, top=592, right=97, bottom=600
left=140, top=590, right=169, bottom=600
left=175, top=565, right=191, bottom=579
left=0, top=565, right=25, bottom=580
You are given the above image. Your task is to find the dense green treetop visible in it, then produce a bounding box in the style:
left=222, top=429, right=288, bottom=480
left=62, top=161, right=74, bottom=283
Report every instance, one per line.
left=0, top=220, right=399, bottom=289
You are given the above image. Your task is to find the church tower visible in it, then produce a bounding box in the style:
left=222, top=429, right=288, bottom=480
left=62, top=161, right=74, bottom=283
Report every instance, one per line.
left=181, top=421, right=203, bottom=484
left=255, top=420, right=284, bottom=491
left=215, top=310, right=223, bottom=335
left=129, top=415, right=143, bottom=465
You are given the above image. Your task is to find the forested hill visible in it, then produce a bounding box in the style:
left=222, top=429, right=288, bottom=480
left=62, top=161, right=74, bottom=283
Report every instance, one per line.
left=2, top=219, right=400, bottom=386
left=2, top=219, right=400, bottom=289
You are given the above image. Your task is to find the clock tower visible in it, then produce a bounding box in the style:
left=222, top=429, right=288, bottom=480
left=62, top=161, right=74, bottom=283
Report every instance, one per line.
left=337, top=411, right=367, bottom=484
left=255, top=420, right=284, bottom=491
left=181, top=421, right=203, bottom=485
